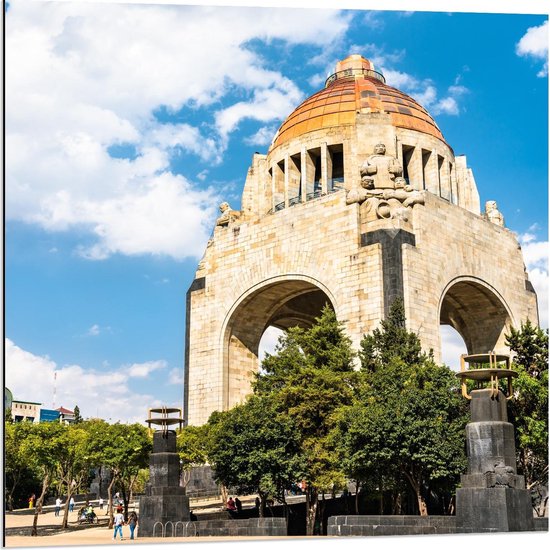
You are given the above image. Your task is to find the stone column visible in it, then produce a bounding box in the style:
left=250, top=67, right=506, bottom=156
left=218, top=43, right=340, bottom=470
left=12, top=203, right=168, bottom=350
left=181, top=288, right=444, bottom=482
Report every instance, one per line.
left=455, top=389, right=534, bottom=532
left=300, top=146, right=308, bottom=203
left=321, top=142, right=329, bottom=194
left=284, top=154, right=290, bottom=208
left=139, top=431, right=190, bottom=537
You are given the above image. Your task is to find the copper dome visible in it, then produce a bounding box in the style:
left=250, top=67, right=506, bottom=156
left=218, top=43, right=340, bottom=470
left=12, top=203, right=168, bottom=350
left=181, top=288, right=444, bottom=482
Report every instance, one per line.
left=270, top=54, right=445, bottom=150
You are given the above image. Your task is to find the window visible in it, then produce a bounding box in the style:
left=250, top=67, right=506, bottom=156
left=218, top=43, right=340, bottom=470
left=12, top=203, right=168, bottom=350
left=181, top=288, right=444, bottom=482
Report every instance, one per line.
left=438, top=155, right=444, bottom=198
left=328, top=144, right=344, bottom=191
left=402, top=145, right=414, bottom=186
left=421, top=149, right=431, bottom=191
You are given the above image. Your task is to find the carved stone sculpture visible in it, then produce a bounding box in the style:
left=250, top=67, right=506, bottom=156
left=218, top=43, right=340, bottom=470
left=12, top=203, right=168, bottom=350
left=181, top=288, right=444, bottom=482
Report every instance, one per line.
left=197, top=238, right=214, bottom=271
left=216, top=202, right=240, bottom=227
left=485, top=200, right=504, bottom=227
left=347, top=143, right=424, bottom=222
left=360, top=142, right=402, bottom=189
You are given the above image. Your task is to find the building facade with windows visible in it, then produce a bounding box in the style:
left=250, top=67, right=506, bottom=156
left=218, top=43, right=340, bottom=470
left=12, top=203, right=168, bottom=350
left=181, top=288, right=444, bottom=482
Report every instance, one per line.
left=11, top=399, right=42, bottom=423
left=184, top=54, right=538, bottom=426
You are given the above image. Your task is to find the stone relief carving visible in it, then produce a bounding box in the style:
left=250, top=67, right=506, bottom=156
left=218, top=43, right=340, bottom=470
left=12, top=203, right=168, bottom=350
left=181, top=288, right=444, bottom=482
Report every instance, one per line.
left=216, top=201, right=240, bottom=227
left=346, top=143, right=424, bottom=222
left=485, top=200, right=504, bottom=227
left=484, top=460, right=516, bottom=488
left=197, top=237, right=214, bottom=271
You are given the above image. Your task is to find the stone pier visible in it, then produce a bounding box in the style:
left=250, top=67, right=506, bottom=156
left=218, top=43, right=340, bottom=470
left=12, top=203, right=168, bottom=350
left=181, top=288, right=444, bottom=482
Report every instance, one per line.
left=138, top=430, right=190, bottom=537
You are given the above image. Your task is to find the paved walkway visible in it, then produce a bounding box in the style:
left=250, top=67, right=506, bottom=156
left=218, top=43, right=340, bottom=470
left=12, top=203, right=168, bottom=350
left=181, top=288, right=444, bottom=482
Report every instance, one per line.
left=3, top=497, right=307, bottom=547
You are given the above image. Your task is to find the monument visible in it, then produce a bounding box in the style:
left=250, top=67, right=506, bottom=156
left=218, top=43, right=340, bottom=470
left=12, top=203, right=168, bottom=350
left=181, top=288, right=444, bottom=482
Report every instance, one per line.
left=455, top=353, right=535, bottom=532
left=138, top=407, right=190, bottom=537
left=184, top=54, right=538, bottom=426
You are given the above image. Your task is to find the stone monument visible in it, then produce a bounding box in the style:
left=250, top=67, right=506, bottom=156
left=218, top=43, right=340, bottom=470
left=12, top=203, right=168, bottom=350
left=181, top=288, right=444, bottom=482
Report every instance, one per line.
left=138, top=407, right=190, bottom=537
left=455, top=353, right=535, bottom=532
left=184, top=53, right=538, bottom=426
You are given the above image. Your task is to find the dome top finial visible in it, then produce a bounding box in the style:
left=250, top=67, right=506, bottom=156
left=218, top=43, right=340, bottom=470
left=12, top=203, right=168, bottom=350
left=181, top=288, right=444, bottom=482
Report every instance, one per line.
left=325, top=54, right=385, bottom=87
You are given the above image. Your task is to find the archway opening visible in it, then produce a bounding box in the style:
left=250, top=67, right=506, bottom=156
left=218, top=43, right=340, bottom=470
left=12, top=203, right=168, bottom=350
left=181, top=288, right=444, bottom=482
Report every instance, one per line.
left=439, top=325, right=467, bottom=371
left=224, top=280, right=334, bottom=410
left=258, top=326, right=284, bottom=370
left=439, top=279, right=512, bottom=359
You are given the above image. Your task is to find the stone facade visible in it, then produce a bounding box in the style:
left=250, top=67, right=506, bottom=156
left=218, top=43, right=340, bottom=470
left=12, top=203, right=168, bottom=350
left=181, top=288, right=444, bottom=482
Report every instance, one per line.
left=184, top=54, right=538, bottom=426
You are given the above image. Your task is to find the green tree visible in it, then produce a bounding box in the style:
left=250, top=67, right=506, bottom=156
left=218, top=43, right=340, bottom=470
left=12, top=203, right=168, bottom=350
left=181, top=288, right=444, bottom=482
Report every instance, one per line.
left=346, top=299, right=468, bottom=516
left=359, top=298, right=424, bottom=372
left=253, top=305, right=356, bottom=534
left=176, top=424, right=209, bottom=489
left=58, top=424, right=93, bottom=528
left=4, top=421, right=40, bottom=510
left=505, top=320, right=549, bottom=514
left=22, top=422, right=67, bottom=535
left=207, top=395, right=304, bottom=519
left=87, top=421, right=151, bottom=525
left=73, top=405, right=83, bottom=424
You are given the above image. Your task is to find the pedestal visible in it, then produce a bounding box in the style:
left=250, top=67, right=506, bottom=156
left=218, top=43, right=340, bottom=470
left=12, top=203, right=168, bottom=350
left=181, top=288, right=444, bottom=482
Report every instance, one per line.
left=138, top=431, right=190, bottom=537
left=455, top=389, right=534, bottom=532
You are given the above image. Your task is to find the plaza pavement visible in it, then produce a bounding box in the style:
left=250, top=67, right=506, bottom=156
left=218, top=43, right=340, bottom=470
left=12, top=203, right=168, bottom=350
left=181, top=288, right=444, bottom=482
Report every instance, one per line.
left=4, top=496, right=302, bottom=547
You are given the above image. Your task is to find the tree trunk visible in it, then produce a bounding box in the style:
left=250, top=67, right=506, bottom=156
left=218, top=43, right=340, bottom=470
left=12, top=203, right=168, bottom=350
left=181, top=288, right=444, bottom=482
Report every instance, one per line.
left=107, top=475, right=117, bottom=528
left=392, top=490, right=403, bottom=515
left=32, top=473, right=50, bottom=536
left=61, top=490, right=73, bottom=529
left=128, top=472, right=139, bottom=513
left=378, top=473, right=383, bottom=514
left=354, top=481, right=360, bottom=515
left=259, top=492, right=267, bottom=519
left=318, top=492, right=326, bottom=536
left=402, top=470, right=428, bottom=516
left=121, top=486, right=129, bottom=521
left=6, top=471, right=21, bottom=511
left=7, top=488, right=15, bottom=512
left=220, top=484, right=228, bottom=508
left=305, top=487, right=318, bottom=536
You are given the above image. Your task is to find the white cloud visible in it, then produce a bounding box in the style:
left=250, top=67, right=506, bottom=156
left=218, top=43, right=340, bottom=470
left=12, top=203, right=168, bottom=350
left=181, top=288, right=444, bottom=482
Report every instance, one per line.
left=431, top=96, right=459, bottom=115
left=439, top=325, right=467, bottom=371
left=383, top=62, right=468, bottom=117
left=215, top=84, right=304, bottom=140
left=518, top=233, right=549, bottom=328
left=87, top=324, right=101, bottom=336
left=411, top=85, right=437, bottom=106
left=5, top=1, right=351, bottom=261
left=126, top=360, right=167, bottom=378
left=362, top=10, right=385, bottom=29
left=4, top=339, right=167, bottom=424
left=516, top=20, right=548, bottom=77
left=169, top=368, right=184, bottom=385
left=74, top=172, right=219, bottom=260
left=244, top=125, right=279, bottom=147
left=258, top=326, right=284, bottom=366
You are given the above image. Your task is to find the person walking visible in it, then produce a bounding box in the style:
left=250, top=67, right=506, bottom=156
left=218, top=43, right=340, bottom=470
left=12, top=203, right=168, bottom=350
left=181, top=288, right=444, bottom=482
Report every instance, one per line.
left=99, top=497, right=104, bottom=511
left=69, top=497, right=75, bottom=512
left=128, top=511, right=139, bottom=540
left=28, top=494, right=35, bottom=509
left=55, top=497, right=62, bottom=517
left=113, top=509, right=125, bottom=541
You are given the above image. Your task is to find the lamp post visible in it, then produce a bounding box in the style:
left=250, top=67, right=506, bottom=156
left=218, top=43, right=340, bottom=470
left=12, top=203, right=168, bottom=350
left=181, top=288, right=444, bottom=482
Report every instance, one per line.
left=138, top=407, right=190, bottom=537
left=455, top=353, right=534, bottom=532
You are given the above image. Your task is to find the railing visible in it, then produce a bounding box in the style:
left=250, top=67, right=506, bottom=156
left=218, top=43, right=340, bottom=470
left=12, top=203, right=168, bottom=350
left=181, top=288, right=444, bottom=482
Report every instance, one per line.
left=153, top=520, right=198, bottom=538
left=268, top=184, right=344, bottom=215
left=325, top=68, right=385, bottom=87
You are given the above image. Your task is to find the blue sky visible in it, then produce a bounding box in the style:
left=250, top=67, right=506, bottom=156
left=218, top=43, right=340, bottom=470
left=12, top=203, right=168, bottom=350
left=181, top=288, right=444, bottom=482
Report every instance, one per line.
left=4, top=0, right=549, bottom=424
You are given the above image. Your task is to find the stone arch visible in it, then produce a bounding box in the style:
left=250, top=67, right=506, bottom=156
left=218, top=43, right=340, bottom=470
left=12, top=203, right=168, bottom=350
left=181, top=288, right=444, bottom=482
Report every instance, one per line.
left=220, top=275, right=337, bottom=410
left=439, top=276, right=515, bottom=356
